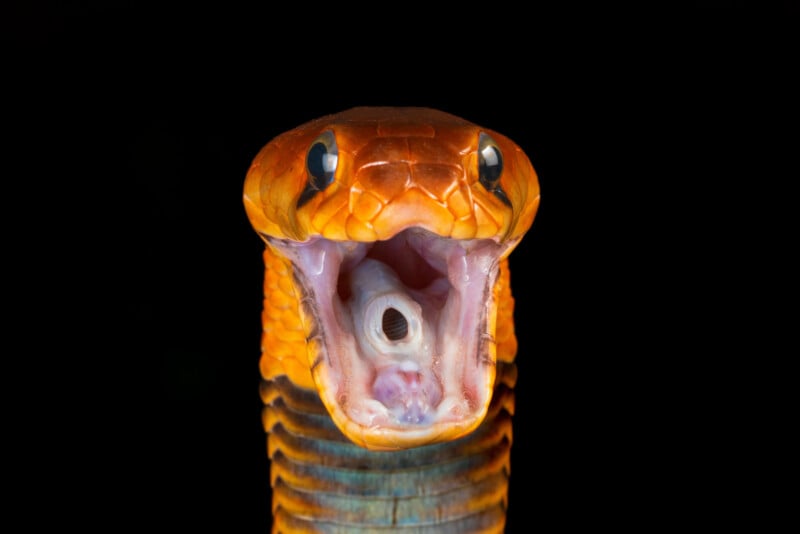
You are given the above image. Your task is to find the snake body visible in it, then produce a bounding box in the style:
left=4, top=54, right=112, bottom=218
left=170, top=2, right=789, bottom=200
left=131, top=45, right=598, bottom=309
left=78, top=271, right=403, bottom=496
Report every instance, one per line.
left=244, top=107, right=539, bottom=532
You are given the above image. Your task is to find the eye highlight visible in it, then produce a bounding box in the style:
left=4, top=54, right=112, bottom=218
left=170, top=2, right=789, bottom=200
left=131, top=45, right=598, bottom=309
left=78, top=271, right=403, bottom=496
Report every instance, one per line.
left=298, top=130, right=338, bottom=208
left=478, top=133, right=511, bottom=207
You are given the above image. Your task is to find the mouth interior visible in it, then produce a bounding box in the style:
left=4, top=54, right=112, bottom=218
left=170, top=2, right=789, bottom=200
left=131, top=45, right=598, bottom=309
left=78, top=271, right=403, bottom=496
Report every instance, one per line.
left=336, top=234, right=445, bottom=301
left=267, top=228, right=507, bottom=433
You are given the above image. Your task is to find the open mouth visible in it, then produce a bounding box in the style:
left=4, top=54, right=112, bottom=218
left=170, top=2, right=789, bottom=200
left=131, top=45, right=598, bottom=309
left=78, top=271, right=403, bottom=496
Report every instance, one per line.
left=265, top=228, right=513, bottom=448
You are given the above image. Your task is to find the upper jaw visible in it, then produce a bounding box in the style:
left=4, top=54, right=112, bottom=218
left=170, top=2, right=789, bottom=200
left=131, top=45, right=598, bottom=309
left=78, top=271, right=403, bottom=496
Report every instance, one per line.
left=266, top=228, right=514, bottom=450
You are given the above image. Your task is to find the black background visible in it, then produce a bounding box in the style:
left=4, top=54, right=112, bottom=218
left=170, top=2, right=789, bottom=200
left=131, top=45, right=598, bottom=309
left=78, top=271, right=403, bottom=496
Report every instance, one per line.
left=6, top=3, right=781, bottom=532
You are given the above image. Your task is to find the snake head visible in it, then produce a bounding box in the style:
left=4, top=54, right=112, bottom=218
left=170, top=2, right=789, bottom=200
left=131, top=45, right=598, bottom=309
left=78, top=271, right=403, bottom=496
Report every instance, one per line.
left=244, top=107, right=539, bottom=450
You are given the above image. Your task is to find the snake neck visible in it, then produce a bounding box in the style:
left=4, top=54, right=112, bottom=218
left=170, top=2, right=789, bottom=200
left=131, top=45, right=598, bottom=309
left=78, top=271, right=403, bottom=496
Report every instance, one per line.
left=261, top=361, right=517, bottom=533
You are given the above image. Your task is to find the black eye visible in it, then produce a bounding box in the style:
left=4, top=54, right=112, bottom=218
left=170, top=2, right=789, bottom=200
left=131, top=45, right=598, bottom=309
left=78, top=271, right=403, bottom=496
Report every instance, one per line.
left=478, top=133, right=511, bottom=207
left=298, top=131, right=338, bottom=208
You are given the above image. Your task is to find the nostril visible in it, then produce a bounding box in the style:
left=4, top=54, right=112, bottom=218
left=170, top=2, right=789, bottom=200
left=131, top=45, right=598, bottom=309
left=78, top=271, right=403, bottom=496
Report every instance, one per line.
left=382, top=307, right=408, bottom=341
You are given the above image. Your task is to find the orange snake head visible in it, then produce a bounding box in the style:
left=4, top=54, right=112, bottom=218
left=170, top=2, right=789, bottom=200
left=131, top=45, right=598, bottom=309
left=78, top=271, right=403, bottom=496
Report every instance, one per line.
left=244, top=107, right=539, bottom=450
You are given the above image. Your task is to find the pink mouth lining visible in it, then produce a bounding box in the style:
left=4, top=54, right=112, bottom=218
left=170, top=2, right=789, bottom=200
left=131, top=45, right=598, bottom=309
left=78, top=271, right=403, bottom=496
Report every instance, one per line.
left=265, top=228, right=512, bottom=432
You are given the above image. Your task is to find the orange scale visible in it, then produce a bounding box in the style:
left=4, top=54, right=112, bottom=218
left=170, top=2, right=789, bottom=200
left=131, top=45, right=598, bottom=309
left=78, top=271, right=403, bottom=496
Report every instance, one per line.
left=372, top=188, right=454, bottom=239
left=260, top=338, right=293, bottom=362
left=451, top=216, right=478, bottom=239
left=262, top=306, right=282, bottom=323
left=352, top=137, right=410, bottom=172
left=410, top=163, right=461, bottom=202
left=274, top=326, right=306, bottom=343
left=345, top=215, right=378, bottom=241
left=407, top=137, right=461, bottom=166
left=354, top=163, right=412, bottom=204
left=259, top=354, right=286, bottom=381
left=264, top=268, right=280, bottom=290
left=320, top=207, right=351, bottom=241
left=279, top=309, right=304, bottom=332
left=277, top=274, right=295, bottom=296
left=349, top=190, right=384, bottom=223
left=264, top=249, right=290, bottom=276
left=445, top=184, right=474, bottom=220
left=473, top=200, right=502, bottom=238
left=269, top=287, right=294, bottom=310
left=310, top=192, right=349, bottom=235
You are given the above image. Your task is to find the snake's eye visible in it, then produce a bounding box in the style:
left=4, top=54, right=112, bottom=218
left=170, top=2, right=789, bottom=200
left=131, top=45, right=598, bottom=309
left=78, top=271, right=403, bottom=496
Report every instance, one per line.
left=478, top=133, right=511, bottom=207
left=298, top=131, right=338, bottom=208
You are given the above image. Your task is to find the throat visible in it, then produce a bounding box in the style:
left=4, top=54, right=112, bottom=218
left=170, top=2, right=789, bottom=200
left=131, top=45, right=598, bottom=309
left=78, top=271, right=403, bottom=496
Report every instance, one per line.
left=345, top=257, right=447, bottom=425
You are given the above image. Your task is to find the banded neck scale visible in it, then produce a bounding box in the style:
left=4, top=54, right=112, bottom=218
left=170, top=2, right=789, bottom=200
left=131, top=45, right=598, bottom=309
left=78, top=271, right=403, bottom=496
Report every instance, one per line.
left=243, top=107, right=540, bottom=532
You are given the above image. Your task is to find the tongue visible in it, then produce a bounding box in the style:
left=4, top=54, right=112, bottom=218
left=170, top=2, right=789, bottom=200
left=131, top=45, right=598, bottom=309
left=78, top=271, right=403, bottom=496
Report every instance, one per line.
left=372, top=361, right=443, bottom=424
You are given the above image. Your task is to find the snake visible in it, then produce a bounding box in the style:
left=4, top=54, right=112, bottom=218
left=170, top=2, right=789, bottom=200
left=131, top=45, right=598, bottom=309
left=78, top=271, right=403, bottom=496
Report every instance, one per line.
left=243, top=107, right=540, bottom=532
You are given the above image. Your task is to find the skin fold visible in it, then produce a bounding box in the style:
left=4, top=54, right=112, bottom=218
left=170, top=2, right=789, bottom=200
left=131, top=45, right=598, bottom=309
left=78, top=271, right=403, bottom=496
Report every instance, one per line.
left=244, top=107, right=539, bottom=532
